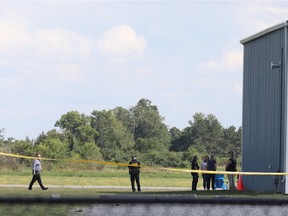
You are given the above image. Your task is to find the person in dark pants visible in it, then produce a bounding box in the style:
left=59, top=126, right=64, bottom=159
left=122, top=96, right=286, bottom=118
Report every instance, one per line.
left=128, top=156, right=141, bottom=192
left=225, top=151, right=237, bottom=190
left=191, top=155, right=200, bottom=191
left=207, top=154, right=217, bottom=190
left=201, top=155, right=209, bottom=190
left=28, top=153, right=48, bottom=190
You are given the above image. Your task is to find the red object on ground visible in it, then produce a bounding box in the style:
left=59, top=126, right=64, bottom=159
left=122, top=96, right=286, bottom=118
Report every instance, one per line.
left=237, top=175, right=245, bottom=191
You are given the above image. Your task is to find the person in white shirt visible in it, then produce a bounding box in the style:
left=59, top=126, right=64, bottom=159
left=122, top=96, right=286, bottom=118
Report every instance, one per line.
left=28, top=153, right=48, bottom=190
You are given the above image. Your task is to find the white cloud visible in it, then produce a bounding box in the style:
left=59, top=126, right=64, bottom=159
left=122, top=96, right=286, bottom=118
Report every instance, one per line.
left=34, top=27, right=94, bottom=63
left=0, top=18, right=30, bottom=57
left=198, top=2, right=288, bottom=83
left=199, top=50, right=243, bottom=72
left=236, top=3, right=288, bottom=35
left=0, top=17, right=94, bottom=67
left=0, top=17, right=147, bottom=84
left=222, top=51, right=243, bottom=70
left=0, top=15, right=97, bottom=83
left=97, top=25, right=146, bottom=62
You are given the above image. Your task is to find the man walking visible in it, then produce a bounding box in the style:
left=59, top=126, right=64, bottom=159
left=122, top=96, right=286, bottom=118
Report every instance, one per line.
left=28, top=153, right=48, bottom=190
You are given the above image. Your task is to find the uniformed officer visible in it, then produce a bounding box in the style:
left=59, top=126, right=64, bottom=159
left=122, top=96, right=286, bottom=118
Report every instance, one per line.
left=128, top=156, right=141, bottom=192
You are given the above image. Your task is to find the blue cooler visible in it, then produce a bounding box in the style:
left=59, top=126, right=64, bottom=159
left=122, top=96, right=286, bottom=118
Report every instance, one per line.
left=214, top=174, right=226, bottom=189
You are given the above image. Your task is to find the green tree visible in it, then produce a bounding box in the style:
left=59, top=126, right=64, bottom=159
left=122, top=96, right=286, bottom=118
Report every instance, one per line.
left=74, top=141, right=103, bottom=160
left=113, top=106, right=134, bottom=131
left=0, top=128, right=4, bottom=142
left=131, top=99, right=171, bottom=152
left=223, top=126, right=242, bottom=157
left=135, top=137, right=163, bottom=153
left=34, top=129, right=66, bottom=146
left=169, top=127, right=181, bottom=140
left=169, top=126, right=193, bottom=152
left=183, top=146, right=198, bottom=162
left=189, top=113, right=224, bottom=155
left=55, top=111, right=98, bottom=151
left=170, top=113, right=227, bottom=157
left=11, top=140, right=34, bottom=166
left=35, top=138, right=68, bottom=159
left=91, top=110, right=134, bottom=162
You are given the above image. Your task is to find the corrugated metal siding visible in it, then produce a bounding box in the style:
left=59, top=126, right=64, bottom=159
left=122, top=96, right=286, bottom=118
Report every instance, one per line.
left=242, top=28, right=285, bottom=192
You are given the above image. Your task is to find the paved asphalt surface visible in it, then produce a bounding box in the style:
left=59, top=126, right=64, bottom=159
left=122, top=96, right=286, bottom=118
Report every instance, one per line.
left=68, top=194, right=288, bottom=216
left=75, top=203, right=288, bottom=216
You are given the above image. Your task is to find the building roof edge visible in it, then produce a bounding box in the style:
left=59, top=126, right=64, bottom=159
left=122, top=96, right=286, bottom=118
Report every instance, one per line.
left=240, top=21, right=288, bottom=44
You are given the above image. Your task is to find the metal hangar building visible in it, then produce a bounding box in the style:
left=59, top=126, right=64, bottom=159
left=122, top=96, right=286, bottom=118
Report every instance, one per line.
left=241, top=21, right=288, bottom=193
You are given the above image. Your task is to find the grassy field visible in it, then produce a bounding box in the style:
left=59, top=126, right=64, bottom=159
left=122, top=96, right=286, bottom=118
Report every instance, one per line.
left=0, top=168, right=194, bottom=188
left=0, top=168, right=287, bottom=215
left=0, top=169, right=187, bottom=215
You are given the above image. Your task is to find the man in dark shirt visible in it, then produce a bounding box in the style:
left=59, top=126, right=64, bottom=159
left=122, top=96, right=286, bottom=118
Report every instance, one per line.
left=128, top=156, right=141, bottom=192
left=207, top=154, right=217, bottom=190
left=191, top=155, right=200, bottom=191
left=225, top=151, right=237, bottom=190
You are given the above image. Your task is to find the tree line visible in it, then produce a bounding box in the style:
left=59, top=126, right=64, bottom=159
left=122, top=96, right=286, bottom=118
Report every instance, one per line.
left=0, top=98, right=241, bottom=170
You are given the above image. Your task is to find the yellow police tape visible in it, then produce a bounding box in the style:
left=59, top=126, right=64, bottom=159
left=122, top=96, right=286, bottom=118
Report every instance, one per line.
left=0, top=151, right=287, bottom=176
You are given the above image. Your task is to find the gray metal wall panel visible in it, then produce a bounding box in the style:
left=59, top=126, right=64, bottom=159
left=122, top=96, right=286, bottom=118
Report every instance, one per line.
left=242, top=28, right=284, bottom=192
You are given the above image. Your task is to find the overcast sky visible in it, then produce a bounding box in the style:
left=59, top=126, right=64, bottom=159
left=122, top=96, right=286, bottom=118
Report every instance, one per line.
left=1, top=1, right=288, bottom=140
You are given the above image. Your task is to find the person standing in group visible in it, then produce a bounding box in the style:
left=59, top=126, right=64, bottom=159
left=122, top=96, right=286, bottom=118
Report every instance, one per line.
left=128, top=156, right=141, bottom=192
left=201, top=155, right=209, bottom=190
left=191, top=155, right=200, bottom=191
left=225, top=151, right=237, bottom=190
left=28, top=153, right=48, bottom=190
left=207, top=154, right=217, bottom=190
